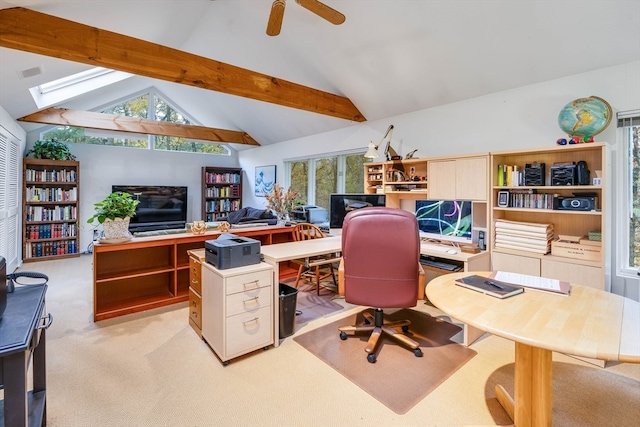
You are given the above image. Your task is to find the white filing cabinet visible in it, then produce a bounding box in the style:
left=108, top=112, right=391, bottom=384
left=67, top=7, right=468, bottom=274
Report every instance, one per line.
left=201, top=261, right=274, bottom=364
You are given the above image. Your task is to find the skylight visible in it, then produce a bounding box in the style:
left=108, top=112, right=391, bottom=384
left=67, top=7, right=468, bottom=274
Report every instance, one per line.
left=29, top=67, right=133, bottom=109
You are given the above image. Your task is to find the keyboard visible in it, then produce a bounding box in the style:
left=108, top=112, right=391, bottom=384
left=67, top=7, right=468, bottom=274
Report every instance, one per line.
left=420, top=256, right=462, bottom=271
left=420, top=243, right=458, bottom=254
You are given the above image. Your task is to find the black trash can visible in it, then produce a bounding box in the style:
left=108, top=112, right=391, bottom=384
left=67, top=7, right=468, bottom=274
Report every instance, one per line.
left=279, top=283, right=299, bottom=338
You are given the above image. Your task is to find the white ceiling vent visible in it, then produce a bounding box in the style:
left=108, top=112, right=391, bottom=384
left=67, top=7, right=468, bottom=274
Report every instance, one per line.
left=18, top=66, right=44, bottom=79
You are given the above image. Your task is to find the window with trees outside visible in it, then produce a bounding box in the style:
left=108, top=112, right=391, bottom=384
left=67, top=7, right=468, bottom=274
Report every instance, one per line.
left=41, top=89, right=230, bottom=155
left=617, top=111, right=639, bottom=274
left=286, top=152, right=366, bottom=212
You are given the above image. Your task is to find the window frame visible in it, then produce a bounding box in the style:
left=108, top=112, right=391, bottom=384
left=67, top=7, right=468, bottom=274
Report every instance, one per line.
left=615, top=110, right=640, bottom=278
left=284, top=149, right=367, bottom=207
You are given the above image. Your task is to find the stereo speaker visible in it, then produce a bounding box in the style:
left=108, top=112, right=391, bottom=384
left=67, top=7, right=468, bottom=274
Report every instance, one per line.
left=524, top=163, right=545, bottom=186
left=550, top=164, right=576, bottom=186
left=553, top=196, right=597, bottom=211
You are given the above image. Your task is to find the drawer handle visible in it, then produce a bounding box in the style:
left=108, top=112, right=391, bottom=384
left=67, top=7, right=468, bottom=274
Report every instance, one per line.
left=37, top=313, right=53, bottom=330
left=242, top=317, right=259, bottom=325
left=192, top=279, right=199, bottom=284
left=243, top=280, right=260, bottom=290
left=243, top=296, right=259, bottom=305
left=191, top=311, right=198, bottom=318
left=192, top=300, right=197, bottom=307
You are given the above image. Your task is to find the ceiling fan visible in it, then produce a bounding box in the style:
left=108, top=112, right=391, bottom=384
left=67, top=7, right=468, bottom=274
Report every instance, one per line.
left=266, top=0, right=346, bottom=36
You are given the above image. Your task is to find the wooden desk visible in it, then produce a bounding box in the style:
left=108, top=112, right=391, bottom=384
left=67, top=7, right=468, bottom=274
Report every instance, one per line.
left=426, top=272, right=640, bottom=427
left=261, top=236, right=342, bottom=347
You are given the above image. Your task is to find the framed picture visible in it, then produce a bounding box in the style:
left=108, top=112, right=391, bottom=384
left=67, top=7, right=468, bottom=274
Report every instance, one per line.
left=255, top=165, right=276, bottom=196
left=497, top=190, right=509, bottom=207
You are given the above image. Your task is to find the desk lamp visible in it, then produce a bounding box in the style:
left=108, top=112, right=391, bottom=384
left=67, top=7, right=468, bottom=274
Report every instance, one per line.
left=365, top=124, right=402, bottom=161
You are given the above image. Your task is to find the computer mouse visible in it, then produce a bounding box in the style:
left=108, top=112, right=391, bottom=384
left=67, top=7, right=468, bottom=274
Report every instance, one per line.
left=446, top=249, right=457, bottom=254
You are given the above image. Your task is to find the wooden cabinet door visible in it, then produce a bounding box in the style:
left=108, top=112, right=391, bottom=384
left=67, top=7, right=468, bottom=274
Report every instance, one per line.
left=455, top=157, right=487, bottom=201
left=427, top=160, right=456, bottom=200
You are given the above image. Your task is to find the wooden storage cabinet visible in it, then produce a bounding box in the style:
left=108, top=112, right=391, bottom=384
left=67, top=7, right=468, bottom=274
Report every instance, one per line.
left=490, top=143, right=606, bottom=289
left=187, top=249, right=205, bottom=337
left=202, top=166, right=242, bottom=222
left=364, top=162, right=384, bottom=194
left=22, top=158, right=80, bottom=262
left=92, top=226, right=294, bottom=321
left=427, top=155, right=488, bottom=201
left=201, top=262, right=274, bottom=364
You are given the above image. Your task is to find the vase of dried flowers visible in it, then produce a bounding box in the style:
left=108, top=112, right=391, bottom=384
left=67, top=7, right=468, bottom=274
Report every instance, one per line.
left=265, top=183, right=299, bottom=224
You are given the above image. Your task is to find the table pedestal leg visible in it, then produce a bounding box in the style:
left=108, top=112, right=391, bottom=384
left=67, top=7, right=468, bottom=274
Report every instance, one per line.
left=495, top=342, right=552, bottom=427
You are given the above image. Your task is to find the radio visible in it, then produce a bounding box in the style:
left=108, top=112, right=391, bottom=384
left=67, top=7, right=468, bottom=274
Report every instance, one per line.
left=550, top=163, right=575, bottom=186
left=553, top=196, right=597, bottom=211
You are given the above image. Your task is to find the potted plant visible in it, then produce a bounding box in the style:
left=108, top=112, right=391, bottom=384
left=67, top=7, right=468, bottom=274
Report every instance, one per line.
left=265, top=183, right=300, bottom=223
left=25, top=139, right=76, bottom=161
left=87, top=192, right=140, bottom=239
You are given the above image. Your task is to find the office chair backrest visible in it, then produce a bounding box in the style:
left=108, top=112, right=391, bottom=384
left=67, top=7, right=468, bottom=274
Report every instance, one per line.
left=341, top=207, right=420, bottom=307
left=293, top=222, right=325, bottom=241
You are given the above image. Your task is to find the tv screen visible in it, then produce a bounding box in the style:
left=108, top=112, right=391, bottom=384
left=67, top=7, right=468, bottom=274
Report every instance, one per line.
left=329, top=193, right=387, bottom=228
left=415, top=200, right=473, bottom=243
left=112, top=185, right=188, bottom=233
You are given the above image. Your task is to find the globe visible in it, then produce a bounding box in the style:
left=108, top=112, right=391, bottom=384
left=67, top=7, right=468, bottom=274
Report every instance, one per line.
left=558, top=96, right=612, bottom=139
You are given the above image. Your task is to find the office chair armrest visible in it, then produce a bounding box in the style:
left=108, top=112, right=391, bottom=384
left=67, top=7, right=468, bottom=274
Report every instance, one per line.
left=338, top=258, right=345, bottom=296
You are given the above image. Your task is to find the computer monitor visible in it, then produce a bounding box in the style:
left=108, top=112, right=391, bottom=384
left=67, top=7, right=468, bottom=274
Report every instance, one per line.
left=329, top=193, right=387, bottom=228
left=414, top=199, right=473, bottom=243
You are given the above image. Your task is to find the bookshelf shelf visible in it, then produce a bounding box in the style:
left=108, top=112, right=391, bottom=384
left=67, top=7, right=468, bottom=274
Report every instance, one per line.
left=22, top=158, right=80, bottom=262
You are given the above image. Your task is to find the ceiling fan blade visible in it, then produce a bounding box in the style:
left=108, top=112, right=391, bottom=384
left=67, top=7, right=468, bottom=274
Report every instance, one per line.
left=266, top=0, right=286, bottom=36
left=295, top=0, right=345, bottom=25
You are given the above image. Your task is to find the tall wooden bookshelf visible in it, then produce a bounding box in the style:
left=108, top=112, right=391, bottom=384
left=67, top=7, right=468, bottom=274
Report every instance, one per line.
left=22, top=158, right=80, bottom=262
left=201, top=167, right=243, bottom=222
left=489, top=143, right=607, bottom=289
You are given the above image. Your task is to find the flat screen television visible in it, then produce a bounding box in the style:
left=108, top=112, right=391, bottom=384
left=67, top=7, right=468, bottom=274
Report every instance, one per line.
left=415, top=199, right=473, bottom=243
left=112, top=185, right=188, bottom=233
left=329, top=193, right=387, bottom=228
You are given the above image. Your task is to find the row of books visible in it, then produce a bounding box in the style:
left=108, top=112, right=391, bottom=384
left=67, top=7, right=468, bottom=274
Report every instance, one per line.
left=26, top=186, right=77, bottom=202
left=25, top=205, right=77, bottom=222
left=494, top=219, right=554, bottom=254
left=503, top=190, right=554, bottom=209
left=204, top=172, right=241, bottom=184
left=496, top=164, right=525, bottom=187
left=25, top=168, right=77, bottom=183
left=24, top=240, right=78, bottom=258
left=205, top=185, right=240, bottom=198
left=205, top=200, right=241, bottom=213
left=26, top=223, right=77, bottom=240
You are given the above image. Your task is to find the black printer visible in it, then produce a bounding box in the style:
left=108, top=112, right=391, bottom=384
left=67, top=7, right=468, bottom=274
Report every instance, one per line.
left=205, top=234, right=261, bottom=270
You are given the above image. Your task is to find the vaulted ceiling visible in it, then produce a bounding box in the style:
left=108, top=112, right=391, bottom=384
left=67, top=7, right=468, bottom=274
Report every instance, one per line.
left=1, top=0, right=639, bottom=151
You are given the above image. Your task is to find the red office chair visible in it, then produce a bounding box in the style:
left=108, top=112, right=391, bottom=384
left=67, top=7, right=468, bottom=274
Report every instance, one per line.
left=337, top=207, right=424, bottom=363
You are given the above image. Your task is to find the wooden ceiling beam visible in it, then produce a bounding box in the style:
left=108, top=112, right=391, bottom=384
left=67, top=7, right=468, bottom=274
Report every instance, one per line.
left=18, top=107, right=260, bottom=146
left=0, top=7, right=366, bottom=122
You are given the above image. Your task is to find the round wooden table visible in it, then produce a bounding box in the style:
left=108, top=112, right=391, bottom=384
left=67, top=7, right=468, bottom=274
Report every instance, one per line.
left=426, top=271, right=640, bottom=427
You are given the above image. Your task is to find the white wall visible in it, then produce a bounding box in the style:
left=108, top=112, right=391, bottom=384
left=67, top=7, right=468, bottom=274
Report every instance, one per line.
left=239, top=61, right=640, bottom=299
left=20, top=140, right=241, bottom=253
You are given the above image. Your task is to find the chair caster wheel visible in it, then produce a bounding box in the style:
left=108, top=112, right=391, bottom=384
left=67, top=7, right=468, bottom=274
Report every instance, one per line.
left=414, top=348, right=423, bottom=358
left=339, top=331, right=348, bottom=340
left=367, top=353, right=376, bottom=363
left=402, top=325, right=409, bottom=333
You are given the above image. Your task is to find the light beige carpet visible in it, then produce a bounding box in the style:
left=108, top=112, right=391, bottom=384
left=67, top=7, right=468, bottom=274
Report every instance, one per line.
left=294, top=308, right=477, bottom=415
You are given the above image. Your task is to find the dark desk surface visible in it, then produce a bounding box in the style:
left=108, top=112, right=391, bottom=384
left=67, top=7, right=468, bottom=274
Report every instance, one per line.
left=0, top=284, right=47, bottom=357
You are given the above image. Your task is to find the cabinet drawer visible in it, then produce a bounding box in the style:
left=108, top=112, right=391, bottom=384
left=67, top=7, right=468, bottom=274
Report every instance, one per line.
left=225, top=269, right=272, bottom=295
left=492, top=252, right=541, bottom=276
left=541, top=259, right=603, bottom=290
left=226, top=285, right=272, bottom=317
left=189, top=257, right=202, bottom=294
left=189, top=287, right=202, bottom=329
left=225, top=306, right=272, bottom=357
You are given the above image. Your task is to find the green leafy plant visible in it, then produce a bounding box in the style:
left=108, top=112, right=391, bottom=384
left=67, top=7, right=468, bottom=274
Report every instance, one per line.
left=87, top=192, right=140, bottom=224
left=25, top=139, right=76, bottom=161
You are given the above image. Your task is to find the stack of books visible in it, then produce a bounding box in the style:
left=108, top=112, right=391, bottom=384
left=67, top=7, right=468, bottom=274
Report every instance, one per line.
left=494, top=219, right=554, bottom=254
